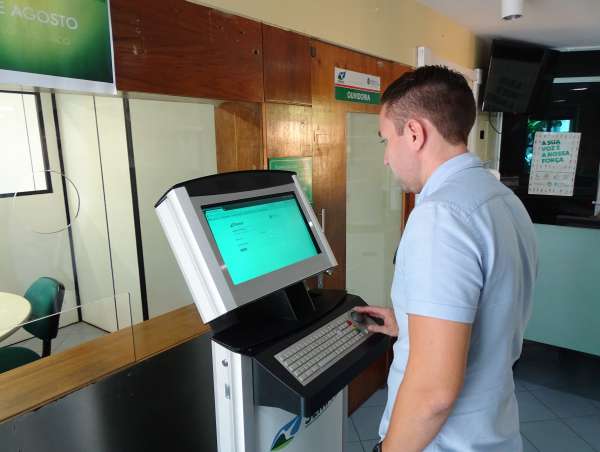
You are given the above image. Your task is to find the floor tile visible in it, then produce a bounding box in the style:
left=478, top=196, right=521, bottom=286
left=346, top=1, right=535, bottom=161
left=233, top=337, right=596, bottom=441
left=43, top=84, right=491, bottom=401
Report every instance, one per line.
left=563, top=416, right=600, bottom=450
left=521, top=434, right=539, bottom=452
left=345, top=417, right=360, bottom=442
left=521, top=381, right=556, bottom=392
left=517, top=391, right=557, bottom=422
left=344, top=442, right=364, bottom=452
left=520, top=420, right=595, bottom=452
left=54, top=323, right=106, bottom=353
left=361, top=388, right=388, bottom=407
left=12, top=337, right=43, bottom=356
left=361, top=439, right=379, bottom=452
left=515, top=378, right=530, bottom=392
left=17, top=322, right=106, bottom=356
left=530, top=388, right=600, bottom=419
left=351, top=405, right=384, bottom=441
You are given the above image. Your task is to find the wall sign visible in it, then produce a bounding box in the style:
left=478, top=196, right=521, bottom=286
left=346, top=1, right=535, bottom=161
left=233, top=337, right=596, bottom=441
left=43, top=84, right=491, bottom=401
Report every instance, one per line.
left=269, top=156, right=313, bottom=203
left=334, top=67, right=380, bottom=105
left=528, top=132, right=581, bottom=197
left=0, top=0, right=115, bottom=94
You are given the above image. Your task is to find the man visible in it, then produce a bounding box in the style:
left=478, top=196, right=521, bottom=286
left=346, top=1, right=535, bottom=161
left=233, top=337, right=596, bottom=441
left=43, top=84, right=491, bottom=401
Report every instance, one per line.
left=354, top=66, right=538, bottom=452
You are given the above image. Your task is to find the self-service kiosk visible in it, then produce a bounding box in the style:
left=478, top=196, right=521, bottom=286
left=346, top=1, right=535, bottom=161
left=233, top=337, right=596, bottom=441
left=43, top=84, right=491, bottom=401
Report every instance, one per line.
left=156, top=170, right=388, bottom=452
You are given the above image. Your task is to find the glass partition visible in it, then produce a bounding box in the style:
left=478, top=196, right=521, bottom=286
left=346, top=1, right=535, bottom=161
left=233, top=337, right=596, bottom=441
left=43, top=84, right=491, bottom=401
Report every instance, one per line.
left=0, top=86, right=219, bottom=417
left=0, top=86, right=217, bottom=418
left=346, top=112, right=403, bottom=308
left=0, top=292, right=133, bottom=374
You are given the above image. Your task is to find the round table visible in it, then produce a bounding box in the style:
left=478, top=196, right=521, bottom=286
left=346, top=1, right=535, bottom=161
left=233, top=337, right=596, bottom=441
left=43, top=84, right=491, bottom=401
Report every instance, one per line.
left=0, top=292, right=32, bottom=342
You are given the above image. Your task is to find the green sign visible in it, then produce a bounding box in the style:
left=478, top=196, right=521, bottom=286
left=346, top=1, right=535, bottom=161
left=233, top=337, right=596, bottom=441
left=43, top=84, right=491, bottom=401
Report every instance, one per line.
left=269, top=156, right=313, bottom=203
left=334, top=67, right=381, bottom=105
left=528, top=132, right=581, bottom=197
left=0, top=0, right=115, bottom=93
left=334, top=86, right=381, bottom=104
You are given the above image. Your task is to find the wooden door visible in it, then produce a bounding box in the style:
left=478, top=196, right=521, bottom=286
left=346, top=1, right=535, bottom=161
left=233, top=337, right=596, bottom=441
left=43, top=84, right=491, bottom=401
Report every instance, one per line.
left=310, top=40, right=410, bottom=413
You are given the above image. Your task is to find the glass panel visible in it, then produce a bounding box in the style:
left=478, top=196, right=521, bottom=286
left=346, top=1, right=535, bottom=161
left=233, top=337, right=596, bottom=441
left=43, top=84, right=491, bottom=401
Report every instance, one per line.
left=128, top=97, right=218, bottom=318
left=0, top=293, right=133, bottom=376
left=1, top=87, right=215, bottom=393
left=54, top=93, right=143, bottom=326
left=346, top=112, right=403, bottom=308
left=0, top=91, right=136, bottom=393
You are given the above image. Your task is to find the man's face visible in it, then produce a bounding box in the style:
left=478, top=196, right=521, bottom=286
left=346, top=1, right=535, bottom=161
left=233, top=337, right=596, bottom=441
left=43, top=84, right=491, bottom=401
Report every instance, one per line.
left=378, top=106, right=420, bottom=193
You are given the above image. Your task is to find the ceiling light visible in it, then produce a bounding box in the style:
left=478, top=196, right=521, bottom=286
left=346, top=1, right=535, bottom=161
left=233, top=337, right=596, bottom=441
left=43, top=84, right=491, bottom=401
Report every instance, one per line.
left=570, top=87, right=588, bottom=91
left=553, top=99, right=567, bottom=103
left=502, top=0, right=523, bottom=20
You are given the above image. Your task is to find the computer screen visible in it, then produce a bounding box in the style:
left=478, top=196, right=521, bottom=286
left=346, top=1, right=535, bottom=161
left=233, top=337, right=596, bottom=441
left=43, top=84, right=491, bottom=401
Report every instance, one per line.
left=156, top=170, right=337, bottom=321
left=203, top=193, right=320, bottom=285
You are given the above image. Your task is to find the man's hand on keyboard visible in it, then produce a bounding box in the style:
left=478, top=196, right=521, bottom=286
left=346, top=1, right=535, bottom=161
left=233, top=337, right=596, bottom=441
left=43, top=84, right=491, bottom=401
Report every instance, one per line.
left=353, top=306, right=398, bottom=337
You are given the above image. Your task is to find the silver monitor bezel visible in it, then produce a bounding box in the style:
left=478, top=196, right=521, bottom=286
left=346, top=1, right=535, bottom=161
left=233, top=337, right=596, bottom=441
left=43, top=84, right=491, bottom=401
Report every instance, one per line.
left=187, top=180, right=336, bottom=309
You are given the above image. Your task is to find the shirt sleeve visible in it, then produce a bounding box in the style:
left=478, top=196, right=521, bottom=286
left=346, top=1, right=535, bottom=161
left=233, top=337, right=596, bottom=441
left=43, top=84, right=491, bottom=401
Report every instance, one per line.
left=401, top=201, right=484, bottom=324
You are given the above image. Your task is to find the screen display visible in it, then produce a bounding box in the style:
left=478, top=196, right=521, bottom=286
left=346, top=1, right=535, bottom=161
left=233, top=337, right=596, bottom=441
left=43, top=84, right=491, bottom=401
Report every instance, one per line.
left=483, top=41, right=549, bottom=113
left=203, top=194, right=319, bottom=285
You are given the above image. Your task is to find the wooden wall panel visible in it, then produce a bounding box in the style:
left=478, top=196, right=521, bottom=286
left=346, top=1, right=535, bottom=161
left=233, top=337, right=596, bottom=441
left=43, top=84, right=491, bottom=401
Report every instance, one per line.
left=111, top=0, right=264, bottom=102
left=263, top=25, right=312, bottom=105
left=264, top=103, right=313, bottom=159
left=215, top=102, right=264, bottom=173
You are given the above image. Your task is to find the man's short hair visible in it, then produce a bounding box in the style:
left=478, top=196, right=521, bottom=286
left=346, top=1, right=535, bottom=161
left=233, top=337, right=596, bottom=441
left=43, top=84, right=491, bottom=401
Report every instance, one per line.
left=381, top=65, right=476, bottom=145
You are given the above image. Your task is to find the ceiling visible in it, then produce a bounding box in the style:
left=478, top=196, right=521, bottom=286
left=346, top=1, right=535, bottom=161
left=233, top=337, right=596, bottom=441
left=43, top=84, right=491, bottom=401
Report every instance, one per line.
left=418, top=0, right=600, bottom=49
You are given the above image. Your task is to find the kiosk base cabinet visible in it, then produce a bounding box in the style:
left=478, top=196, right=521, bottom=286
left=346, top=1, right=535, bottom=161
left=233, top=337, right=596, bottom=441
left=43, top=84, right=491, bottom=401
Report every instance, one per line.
left=212, top=341, right=344, bottom=452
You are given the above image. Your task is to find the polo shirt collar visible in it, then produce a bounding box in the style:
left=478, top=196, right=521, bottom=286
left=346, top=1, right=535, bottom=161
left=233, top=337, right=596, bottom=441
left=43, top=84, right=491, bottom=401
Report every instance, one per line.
left=416, top=152, right=483, bottom=204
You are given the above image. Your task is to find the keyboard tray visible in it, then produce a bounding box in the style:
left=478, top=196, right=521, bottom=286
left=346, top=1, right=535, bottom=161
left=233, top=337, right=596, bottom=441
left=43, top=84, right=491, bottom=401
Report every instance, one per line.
left=252, top=293, right=389, bottom=418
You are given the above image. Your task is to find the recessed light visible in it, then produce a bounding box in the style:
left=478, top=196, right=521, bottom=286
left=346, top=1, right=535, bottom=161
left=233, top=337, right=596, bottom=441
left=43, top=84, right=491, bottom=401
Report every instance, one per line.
left=570, top=87, right=588, bottom=91
left=553, top=99, right=567, bottom=103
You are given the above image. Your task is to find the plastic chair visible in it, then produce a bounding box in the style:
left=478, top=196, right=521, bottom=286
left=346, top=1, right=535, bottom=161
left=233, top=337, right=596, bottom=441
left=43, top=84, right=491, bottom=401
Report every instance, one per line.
left=0, top=277, right=65, bottom=373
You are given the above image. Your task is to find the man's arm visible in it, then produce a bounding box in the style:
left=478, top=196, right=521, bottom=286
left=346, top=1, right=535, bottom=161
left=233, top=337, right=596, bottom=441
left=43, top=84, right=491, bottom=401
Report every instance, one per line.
left=382, top=314, right=471, bottom=452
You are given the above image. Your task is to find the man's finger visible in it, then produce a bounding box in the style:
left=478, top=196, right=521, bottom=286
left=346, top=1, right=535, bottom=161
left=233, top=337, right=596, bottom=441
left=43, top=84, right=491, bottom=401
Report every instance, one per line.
left=354, top=306, right=388, bottom=317
left=367, top=324, right=388, bottom=335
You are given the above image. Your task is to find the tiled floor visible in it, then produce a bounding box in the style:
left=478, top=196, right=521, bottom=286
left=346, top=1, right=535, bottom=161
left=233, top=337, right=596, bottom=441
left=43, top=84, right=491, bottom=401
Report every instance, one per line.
left=345, top=341, right=600, bottom=452
left=11, top=322, right=107, bottom=357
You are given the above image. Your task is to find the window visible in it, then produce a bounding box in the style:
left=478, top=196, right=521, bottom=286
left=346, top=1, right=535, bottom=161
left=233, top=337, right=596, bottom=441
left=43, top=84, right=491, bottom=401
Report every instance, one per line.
left=0, top=91, right=51, bottom=197
left=525, top=118, right=573, bottom=171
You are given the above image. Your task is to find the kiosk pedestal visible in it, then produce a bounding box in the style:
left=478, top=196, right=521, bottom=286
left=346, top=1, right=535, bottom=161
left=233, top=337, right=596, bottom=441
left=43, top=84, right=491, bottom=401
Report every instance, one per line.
left=212, top=341, right=344, bottom=452
left=208, top=286, right=387, bottom=452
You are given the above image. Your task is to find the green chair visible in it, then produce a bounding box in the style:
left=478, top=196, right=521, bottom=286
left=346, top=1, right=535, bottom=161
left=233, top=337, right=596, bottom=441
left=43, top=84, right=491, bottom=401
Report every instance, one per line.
left=0, top=277, right=65, bottom=373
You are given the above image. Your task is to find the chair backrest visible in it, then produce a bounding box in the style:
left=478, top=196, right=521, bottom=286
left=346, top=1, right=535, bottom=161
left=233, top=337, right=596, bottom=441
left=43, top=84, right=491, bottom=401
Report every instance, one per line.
left=23, top=277, right=65, bottom=341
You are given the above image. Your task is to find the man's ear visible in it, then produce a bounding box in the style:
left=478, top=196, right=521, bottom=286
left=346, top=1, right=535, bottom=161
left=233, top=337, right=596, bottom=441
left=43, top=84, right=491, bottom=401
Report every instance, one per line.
left=405, top=118, right=426, bottom=151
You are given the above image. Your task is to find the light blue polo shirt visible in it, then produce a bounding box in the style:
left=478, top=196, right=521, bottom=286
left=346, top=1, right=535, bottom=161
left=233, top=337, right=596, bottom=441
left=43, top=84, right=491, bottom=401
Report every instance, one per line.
left=379, top=152, right=538, bottom=451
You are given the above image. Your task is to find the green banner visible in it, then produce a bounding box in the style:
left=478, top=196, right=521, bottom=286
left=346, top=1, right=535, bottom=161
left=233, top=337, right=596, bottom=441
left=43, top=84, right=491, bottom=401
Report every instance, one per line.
left=269, top=157, right=313, bottom=203
left=0, top=0, right=114, bottom=92
left=334, top=86, right=380, bottom=105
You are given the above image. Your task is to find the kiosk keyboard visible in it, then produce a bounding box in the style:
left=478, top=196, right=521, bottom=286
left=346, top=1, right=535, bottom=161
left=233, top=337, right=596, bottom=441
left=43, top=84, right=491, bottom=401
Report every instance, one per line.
left=275, top=311, right=371, bottom=386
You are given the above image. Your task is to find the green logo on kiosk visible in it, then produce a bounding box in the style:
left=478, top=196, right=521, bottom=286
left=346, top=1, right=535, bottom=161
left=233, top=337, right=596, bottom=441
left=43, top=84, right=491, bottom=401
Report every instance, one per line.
left=271, top=415, right=301, bottom=450
left=270, top=399, right=332, bottom=450
left=334, top=67, right=381, bottom=104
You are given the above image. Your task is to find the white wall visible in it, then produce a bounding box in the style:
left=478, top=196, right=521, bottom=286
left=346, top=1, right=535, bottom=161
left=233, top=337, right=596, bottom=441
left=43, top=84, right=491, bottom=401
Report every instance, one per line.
left=129, top=98, right=217, bottom=318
